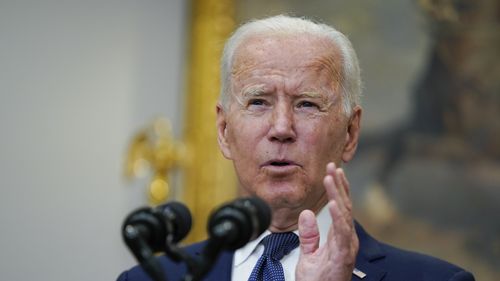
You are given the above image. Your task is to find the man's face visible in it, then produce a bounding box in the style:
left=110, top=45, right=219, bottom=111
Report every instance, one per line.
left=217, top=34, right=361, bottom=215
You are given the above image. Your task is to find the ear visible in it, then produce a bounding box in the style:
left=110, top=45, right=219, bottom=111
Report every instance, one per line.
left=216, top=103, right=233, bottom=159
left=341, top=105, right=362, bottom=163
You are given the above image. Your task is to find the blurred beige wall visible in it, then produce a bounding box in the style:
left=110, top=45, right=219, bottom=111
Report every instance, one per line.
left=0, top=1, right=187, bottom=280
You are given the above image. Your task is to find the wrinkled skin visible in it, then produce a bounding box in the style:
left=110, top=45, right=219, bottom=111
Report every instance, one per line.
left=216, top=33, right=361, bottom=281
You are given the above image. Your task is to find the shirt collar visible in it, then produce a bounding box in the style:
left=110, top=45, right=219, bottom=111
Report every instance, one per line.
left=233, top=229, right=270, bottom=266
left=233, top=204, right=330, bottom=266
left=316, top=204, right=331, bottom=248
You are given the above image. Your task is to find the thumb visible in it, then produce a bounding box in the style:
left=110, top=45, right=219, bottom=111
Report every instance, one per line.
left=298, top=209, right=320, bottom=255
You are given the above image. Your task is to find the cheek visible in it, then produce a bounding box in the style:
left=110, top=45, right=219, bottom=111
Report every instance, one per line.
left=297, top=119, right=330, bottom=146
left=228, top=116, right=268, bottom=155
left=297, top=119, right=346, bottom=158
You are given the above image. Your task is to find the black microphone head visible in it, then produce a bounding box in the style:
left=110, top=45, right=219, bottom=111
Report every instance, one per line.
left=156, top=201, right=192, bottom=243
left=238, top=197, right=271, bottom=236
left=122, top=206, right=166, bottom=253
left=122, top=201, right=192, bottom=254
left=208, top=196, right=271, bottom=250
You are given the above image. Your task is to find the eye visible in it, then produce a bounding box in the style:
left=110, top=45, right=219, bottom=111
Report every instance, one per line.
left=297, top=101, right=319, bottom=108
left=248, top=99, right=266, bottom=106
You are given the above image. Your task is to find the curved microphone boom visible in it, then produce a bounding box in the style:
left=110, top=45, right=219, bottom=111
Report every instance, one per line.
left=208, top=197, right=271, bottom=250
left=122, top=201, right=192, bottom=281
left=187, top=197, right=271, bottom=281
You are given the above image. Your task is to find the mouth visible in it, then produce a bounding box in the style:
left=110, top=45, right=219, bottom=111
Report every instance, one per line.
left=261, top=159, right=300, bottom=176
left=262, top=159, right=301, bottom=170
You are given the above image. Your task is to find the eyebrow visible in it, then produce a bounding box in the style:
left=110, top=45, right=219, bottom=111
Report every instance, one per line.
left=241, top=84, right=267, bottom=98
left=299, top=91, right=322, bottom=98
left=238, top=87, right=332, bottom=104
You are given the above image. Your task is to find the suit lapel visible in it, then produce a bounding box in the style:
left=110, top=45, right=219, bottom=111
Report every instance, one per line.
left=203, top=251, right=234, bottom=281
left=353, top=258, right=386, bottom=281
left=353, top=222, right=387, bottom=281
left=189, top=242, right=234, bottom=281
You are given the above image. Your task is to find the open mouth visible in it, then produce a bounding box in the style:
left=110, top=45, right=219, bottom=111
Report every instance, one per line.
left=262, top=159, right=299, bottom=174
left=263, top=159, right=299, bottom=167
left=270, top=161, right=291, bottom=166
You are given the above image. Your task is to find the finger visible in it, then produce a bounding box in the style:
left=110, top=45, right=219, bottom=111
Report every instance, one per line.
left=326, top=170, right=353, bottom=236
left=298, top=209, right=320, bottom=255
left=327, top=200, right=352, bottom=249
left=326, top=162, right=336, bottom=175
left=325, top=163, right=346, bottom=204
left=337, top=169, right=353, bottom=212
left=338, top=169, right=350, bottom=196
left=329, top=199, right=358, bottom=259
left=333, top=167, right=348, bottom=208
left=324, top=162, right=337, bottom=199
left=323, top=175, right=340, bottom=207
left=324, top=170, right=346, bottom=214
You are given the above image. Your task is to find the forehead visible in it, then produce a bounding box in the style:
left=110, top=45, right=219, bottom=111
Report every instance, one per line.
left=231, top=33, right=342, bottom=82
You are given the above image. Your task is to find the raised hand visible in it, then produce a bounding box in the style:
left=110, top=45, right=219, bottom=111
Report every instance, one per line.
left=296, top=162, right=359, bottom=281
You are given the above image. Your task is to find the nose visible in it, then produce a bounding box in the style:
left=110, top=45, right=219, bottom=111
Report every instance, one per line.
left=268, top=103, right=296, bottom=143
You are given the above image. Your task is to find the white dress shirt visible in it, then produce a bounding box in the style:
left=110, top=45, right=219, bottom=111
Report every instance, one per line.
left=231, top=206, right=331, bottom=281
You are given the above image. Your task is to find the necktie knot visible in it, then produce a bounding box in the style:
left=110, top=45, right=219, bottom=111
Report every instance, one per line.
left=248, top=232, right=299, bottom=281
left=261, top=232, right=299, bottom=261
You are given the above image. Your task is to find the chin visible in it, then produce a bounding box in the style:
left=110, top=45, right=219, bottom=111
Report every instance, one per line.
left=242, top=175, right=309, bottom=203
left=259, top=186, right=306, bottom=209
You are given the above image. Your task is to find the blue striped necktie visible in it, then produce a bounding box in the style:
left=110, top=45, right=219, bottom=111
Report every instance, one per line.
left=248, top=232, right=300, bottom=281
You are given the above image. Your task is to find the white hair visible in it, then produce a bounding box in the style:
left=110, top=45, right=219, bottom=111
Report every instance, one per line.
left=220, top=15, right=362, bottom=116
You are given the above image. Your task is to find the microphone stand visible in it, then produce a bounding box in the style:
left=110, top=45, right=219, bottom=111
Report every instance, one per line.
left=124, top=197, right=269, bottom=281
left=180, top=221, right=236, bottom=281
left=123, top=225, right=168, bottom=281
left=163, top=232, right=202, bottom=281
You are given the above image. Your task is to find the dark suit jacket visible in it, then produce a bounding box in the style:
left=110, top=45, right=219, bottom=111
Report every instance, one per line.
left=117, top=223, right=475, bottom=281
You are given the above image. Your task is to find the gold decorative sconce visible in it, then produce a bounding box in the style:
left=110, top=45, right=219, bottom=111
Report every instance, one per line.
left=124, top=118, right=189, bottom=205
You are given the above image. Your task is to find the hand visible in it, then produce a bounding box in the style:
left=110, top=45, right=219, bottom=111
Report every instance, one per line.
left=295, top=162, right=359, bottom=281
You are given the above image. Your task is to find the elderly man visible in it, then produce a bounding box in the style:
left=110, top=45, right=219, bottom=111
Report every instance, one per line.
left=118, top=15, right=474, bottom=281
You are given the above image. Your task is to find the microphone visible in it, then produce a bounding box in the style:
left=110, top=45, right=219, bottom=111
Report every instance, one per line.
left=122, top=201, right=192, bottom=281
left=183, top=197, right=271, bottom=281
left=207, top=196, right=271, bottom=250
left=185, top=197, right=271, bottom=281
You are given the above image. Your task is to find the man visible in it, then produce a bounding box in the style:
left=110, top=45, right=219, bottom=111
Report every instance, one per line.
left=118, top=15, right=475, bottom=281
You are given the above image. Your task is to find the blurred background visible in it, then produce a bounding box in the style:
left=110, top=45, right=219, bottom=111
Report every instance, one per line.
left=0, top=0, right=498, bottom=280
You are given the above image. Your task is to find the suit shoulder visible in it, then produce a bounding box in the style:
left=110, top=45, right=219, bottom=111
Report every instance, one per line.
left=378, top=242, right=475, bottom=281
left=116, top=255, right=186, bottom=281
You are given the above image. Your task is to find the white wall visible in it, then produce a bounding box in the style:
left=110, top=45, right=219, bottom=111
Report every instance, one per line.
left=0, top=1, right=187, bottom=280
